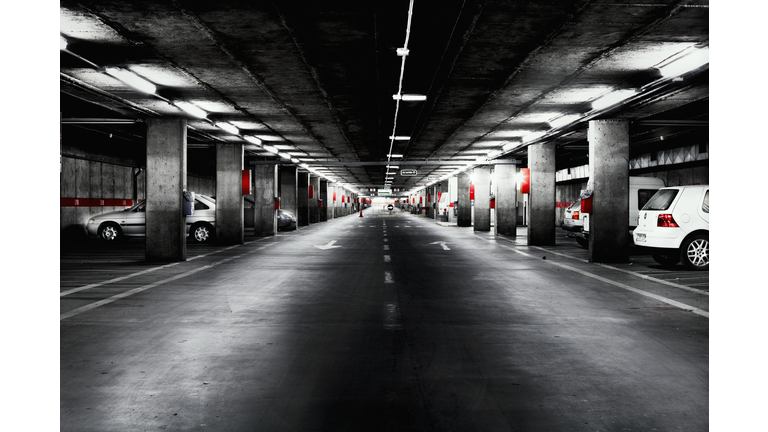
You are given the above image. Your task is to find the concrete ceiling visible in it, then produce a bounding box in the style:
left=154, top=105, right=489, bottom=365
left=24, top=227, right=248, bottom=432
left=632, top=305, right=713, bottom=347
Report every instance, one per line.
left=60, top=0, right=709, bottom=192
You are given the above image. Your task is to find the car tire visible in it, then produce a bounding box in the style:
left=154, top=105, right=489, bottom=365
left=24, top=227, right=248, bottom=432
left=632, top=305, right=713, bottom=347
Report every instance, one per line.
left=680, top=233, right=708, bottom=271
left=652, top=252, right=680, bottom=267
left=98, top=222, right=122, bottom=241
left=190, top=223, right=214, bottom=243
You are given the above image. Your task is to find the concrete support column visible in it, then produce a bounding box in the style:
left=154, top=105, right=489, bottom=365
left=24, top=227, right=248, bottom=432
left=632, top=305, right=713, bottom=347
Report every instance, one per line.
left=495, top=163, right=518, bottom=237
left=319, top=179, right=328, bottom=222
left=588, top=119, right=631, bottom=263
left=215, top=143, right=244, bottom=245
left=297, top=172, right=309, bottom=226
left=528, top=142, right=557, bottom=246
left=457, top=173, right=472, bottom=227
left=253, top=164, right=278, bottom=236
left=280, top=166, right=298, bottom=219
left=145, top=118, right=187, bottom=262
left=309, top=175, right=320, bottom=223
left=473, top=166, right=491, bottom=232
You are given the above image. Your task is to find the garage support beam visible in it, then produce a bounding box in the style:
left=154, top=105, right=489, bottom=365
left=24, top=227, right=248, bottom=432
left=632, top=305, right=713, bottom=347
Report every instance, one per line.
left=448, top=176, right=458, bottom=223
left=495, top=163, right=518, bottom=237
left=588, top=119, right=631, bottom=263
left=145, top=118, right=187, bottom=262
left=457, top=173, right=471, bottom=227
left=319, top=179, right=328, bottom=221
left=310, top=175, right=320, bottom=223
left=528, top=142, right=556, bottom=246
left=280, top=166, right=298, bottom=221
left=297, top=172, right=309, bottom=226
left=215, top=143, right=244, bottom=245
left=473, top=166, right=492, bottom=232
left=252, top=164, right=278, bottom=237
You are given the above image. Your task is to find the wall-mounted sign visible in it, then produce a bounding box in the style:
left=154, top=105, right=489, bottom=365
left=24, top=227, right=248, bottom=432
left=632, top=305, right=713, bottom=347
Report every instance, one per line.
left=400, top=169, right=417, bottom=176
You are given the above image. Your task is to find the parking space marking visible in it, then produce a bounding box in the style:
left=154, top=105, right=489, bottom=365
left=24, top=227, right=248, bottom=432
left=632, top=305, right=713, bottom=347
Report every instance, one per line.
left=528, top=246, right=709, bottom=296
left=59, top=239, right=269, bottom=298
left=384, top=271, right=394, bottom=284
left=494, top=244, right=709, bottom=318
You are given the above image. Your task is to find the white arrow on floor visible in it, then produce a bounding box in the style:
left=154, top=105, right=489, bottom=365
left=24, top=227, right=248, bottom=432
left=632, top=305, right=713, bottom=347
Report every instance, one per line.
left=430, top=241, right=451, bottom=250
left=314, top=240, right=341, bottom=250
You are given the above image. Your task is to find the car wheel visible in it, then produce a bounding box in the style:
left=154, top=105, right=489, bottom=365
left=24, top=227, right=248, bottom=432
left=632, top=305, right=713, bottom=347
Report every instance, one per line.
left=576, top=238, right=588, bottom=249
left=680, top=233, right=708, bottom=271
left=652, top=252, right=680, bottom=267
left=190, top=223, right=214, bottom=243
left=98, top=222, right=122, bottom=241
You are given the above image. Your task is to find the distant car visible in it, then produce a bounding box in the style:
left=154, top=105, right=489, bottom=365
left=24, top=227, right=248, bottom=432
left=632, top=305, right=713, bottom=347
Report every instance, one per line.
left=244, top=196, right=297, bottom=231
left=86, top=194, right=217, bottom=243
left=562, top=200, right=588, bottom=248
left=633, top=185, right=709, bottom=270
left=277, top=209, right=297, bottom=231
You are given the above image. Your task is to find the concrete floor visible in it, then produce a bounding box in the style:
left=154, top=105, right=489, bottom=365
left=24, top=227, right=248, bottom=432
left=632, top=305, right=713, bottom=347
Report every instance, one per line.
left=60, top=209, right=709, bottom=431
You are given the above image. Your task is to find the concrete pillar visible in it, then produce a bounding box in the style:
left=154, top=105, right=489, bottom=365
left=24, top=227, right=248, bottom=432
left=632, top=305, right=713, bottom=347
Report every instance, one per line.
left=215, top=143, right=244, bottom=245
left=253, top=164, right=277, bottom=237
left=457, top=173, right=472, bottom=227
left=145, top=118, right=187, bottom=262
left=473, top=166, right=491, bottom=232
left=448, top=176, right=458, bottom=223
left=495, top=163, right=518, bottom=237
left=280, top=166, right=298, bottom=218
left=319, top=179, right=328, bottom=222
left=588, top=119, right=631, bottom=263
left=309, top=175, right=320, bottom=223
left=297, top=172, right=309, bottom=226
left=528, top=142, right=557, bottom=246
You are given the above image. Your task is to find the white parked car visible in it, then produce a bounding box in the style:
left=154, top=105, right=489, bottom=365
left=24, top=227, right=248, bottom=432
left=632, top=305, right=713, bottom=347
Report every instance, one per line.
left=86, top=194, right=217, bottom=243
left=633, top=185, right=709, bottom=270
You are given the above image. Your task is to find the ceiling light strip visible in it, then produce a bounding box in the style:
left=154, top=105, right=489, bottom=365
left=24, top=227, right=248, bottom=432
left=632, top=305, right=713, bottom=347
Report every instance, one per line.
left=387, top=0, right=416, bottom=168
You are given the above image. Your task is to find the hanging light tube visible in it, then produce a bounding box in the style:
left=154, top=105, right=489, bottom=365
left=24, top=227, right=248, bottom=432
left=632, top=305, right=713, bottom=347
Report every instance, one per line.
left=103, top=67, right=157, bottom=95
left=174, top=101, right=208, bottom=119
left=215, top=122, right=239, bottom=135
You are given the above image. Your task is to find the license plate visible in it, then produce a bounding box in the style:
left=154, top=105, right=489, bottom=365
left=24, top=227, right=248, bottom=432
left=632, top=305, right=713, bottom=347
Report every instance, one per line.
left=635, top=233, right=646, bottom=242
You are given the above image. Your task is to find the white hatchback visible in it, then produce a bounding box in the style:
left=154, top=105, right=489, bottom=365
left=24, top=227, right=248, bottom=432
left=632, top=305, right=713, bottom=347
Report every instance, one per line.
left=633, top=185, right=709, bottom=270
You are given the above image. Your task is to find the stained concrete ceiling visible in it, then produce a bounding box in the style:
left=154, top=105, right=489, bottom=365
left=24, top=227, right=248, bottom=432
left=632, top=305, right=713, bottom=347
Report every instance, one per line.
left=60, top=0, right=709, bottom=192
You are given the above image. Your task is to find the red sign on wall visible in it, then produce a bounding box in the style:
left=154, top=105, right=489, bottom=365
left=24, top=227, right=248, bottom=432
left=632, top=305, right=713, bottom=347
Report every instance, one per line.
left=242, top=170, right=252, bottom=195
left=309, top=184, right=314, bottom=199
left=521, top=168, right=530, bottom=194
left=469, top=184, right=475, bottom=200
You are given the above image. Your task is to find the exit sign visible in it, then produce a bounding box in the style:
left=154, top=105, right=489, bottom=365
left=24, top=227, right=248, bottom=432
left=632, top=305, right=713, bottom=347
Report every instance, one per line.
left=400, top=169, right=417, bottom=176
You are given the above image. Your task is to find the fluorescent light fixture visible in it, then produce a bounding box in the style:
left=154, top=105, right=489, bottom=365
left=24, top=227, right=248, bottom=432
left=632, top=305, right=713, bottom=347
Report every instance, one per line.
left=290, top=158, right=300, bottom=164
left=280, top=153, right=291, bottom=160
left=523, top=131, right=547, bottom=143
left=502, top=141, right=523, bottom=152
left=299, top=164, right=309, bottom=169
left=487, top=150, right=502, bottom=159
left=657, top=47, right=709, bottom=77
left=388, top=166, right=400, bottom=169
left=244, top=136, right=262, bottom=145
left=60, top=35, right=68, bottom=50
left=591, top=89, right=638, bottom=111
left=392, top=94, right=427, bottom=101
left=548, top=114, right=582, bottom=129
left=174, top=101, right=208, bottom=119
left=389, top=136, right=410, bottom=141
left=388, top=154, right=404, bottom=158
left=262, top=145, right=279, bottom=154
left=215, top=122, right=239, bottom=135
left=104, top=67, right=157, bottom=95
left=396, top=47, right=410, bottom=56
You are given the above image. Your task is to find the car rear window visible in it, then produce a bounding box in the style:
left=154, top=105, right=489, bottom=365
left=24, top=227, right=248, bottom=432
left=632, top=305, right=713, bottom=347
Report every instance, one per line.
left=567, top=199, right=581, bottom=211
left=642, top=189, right=679, bottom=211
left=702, top=190, right=709, bottom=213
left=637, top=189, right=659, bottom=210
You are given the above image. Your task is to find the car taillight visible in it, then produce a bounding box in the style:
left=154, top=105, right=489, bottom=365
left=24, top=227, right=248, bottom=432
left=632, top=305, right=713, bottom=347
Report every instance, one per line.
left=657, top=214, right=679, bottom=227
left=572, top=211, right=580, bottom=219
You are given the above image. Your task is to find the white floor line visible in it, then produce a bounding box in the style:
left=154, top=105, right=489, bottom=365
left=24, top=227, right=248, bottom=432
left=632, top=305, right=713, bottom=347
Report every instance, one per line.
left=528, top=246, right=709, bottom=296
left=60, top=245, right=267, bottom=321
left=498, top=244, right=709, bottom=318
left=60, top=239, right=266, bottom=297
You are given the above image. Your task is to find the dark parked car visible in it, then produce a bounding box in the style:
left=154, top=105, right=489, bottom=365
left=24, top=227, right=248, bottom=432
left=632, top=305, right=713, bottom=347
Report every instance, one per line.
left=244, top=196, right=297, bottom=231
